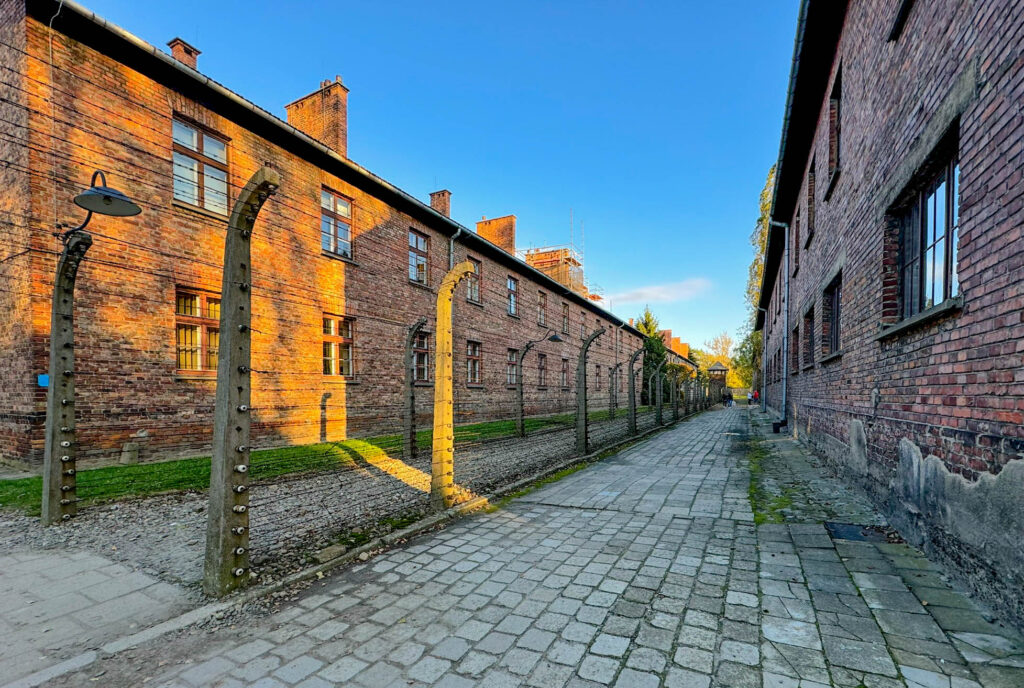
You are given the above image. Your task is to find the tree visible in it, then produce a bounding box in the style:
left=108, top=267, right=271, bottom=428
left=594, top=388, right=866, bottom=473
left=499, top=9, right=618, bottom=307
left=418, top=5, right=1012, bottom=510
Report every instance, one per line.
left=635, top=306, right=666, bottom=405
left=732, top=327, right=761, bottom=389
left=700, top=331, right=742, bottom=388
left=746, top=166, right=776, bottom=323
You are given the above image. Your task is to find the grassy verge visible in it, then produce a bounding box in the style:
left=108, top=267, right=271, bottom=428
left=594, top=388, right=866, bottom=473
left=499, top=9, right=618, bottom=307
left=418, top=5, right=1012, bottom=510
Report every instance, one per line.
left=0, top=407, right=651, bottom=516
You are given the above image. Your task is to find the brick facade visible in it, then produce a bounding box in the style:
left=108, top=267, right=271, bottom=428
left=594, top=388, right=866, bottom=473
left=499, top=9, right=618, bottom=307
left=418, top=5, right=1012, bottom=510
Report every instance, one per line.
left=0, top=0, right=649, bottom=468
left=758, top=0, right=1024, bottom=624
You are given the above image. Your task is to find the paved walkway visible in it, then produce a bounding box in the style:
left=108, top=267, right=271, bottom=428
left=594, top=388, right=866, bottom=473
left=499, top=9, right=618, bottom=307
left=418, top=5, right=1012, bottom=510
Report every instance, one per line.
left=27, top=408, right=1024, bottom=687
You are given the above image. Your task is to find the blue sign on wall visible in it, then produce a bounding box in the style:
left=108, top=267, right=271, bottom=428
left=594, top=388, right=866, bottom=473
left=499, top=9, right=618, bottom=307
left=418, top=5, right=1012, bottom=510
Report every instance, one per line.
left=37, top=374, right=49, bottom=388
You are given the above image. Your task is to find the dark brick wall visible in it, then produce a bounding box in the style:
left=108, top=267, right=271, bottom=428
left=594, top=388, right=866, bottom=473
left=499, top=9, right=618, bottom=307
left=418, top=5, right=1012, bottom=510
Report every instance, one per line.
left=2, top=12, right=644, bottom=467
left=764, top=0, right=1024, bottom=478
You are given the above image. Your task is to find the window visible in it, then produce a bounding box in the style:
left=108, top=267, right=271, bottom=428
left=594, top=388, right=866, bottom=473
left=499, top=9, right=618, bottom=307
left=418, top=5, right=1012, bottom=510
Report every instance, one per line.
left=320, top=188, right=352, bottom=258
left=596, top=365, right=601, bottom=391
left=175, top=289, right=220, bottom=372
left=899, top=156, right=960, bottom=318
left=828, top=69, right=842, bottom=182
left=413, top=331, right=431, bottom=382
left=538, top=353, right=548, bottom=387
left=507, top=349, right=519, bottom=385
left=792, top=210, right=801, bottom=275
left=561, top=303, right=569, bottom=333
left=538, top=291, right=547, bottom=326
left=791, top=326, right=800, bottom=374
left=802, top=308, right=815, bottom=369
left=806, top=157, right=816, bottom=245
left=322, top=315, right=353, bottom=377
left=823, top=274, right=842, bottom=356
left=172, top=119, right=228, bottom=215
left=561, top=358, right=570, bottom=387
left=466, top=257, right=481, bottom=303
left=408, top=230, right=429, bottom=284
left=580, top=311, right=586, bottom=339
left=507, top=277, right=519, bottom=316
left=887, top=0, right=916, bottom=42
left=466, top=340, right=482, bottom=385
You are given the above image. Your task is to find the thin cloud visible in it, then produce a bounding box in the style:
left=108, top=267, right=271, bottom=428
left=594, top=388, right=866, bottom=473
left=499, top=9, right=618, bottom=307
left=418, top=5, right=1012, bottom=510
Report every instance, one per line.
left=603, top=278, right=712, bottom=305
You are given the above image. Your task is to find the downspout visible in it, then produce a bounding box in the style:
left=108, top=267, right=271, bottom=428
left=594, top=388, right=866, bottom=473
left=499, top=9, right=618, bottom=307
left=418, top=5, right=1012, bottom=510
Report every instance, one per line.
left=449, top=226, right=464, bottom=269
left=771, top=220, right=790, bottom=427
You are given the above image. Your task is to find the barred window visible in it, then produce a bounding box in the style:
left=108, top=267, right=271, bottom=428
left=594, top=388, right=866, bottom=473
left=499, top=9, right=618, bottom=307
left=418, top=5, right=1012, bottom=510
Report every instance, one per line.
left=538, top=291, right=547, bottom=326
left=823, top=274, right=842, bottom=356
left=561, top=303, right=569, bottom=334
left=561, top=358, right=570, bottom=388
left=175, top=289, right=220, bottom=372
left=802, top=308, right=815, bottom=369
left=320, top=188, right=352, bottom=258
left=538, top=353, right=548, bottom=387
left=323, top=315, right=354, bottom=377
left=172, top=119, right=228, bottom=215
left=466, top=340, right=481, bottom=384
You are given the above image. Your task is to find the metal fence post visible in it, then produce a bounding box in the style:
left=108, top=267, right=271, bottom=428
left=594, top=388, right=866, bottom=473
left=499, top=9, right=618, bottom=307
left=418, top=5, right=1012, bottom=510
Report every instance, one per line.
left=404, top=318, right=428, bottom=461
left=431, top=261, right=476, bottom=511
left=627, top=348, right=643, bottom=436
left=203, top=167, right=279, bottom=598
left=609, top=363, right=621, bottom=420
left=41, top=231, right=92, bottom=526
left=576, top=328, right=605, bottom=455
left=672, top=375, right=679, bottom=422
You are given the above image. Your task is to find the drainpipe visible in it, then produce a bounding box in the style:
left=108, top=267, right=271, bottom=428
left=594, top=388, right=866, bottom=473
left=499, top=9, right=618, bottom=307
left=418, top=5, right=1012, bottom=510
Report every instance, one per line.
left=757, top=307, right=768, bottom=413
left=448, top=226, right=464, bottom=269
left=770, top=220, right=790, bottom=428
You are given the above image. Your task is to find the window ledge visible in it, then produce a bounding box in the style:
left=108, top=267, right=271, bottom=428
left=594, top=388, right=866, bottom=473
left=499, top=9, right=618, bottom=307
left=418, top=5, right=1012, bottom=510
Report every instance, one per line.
left=820, top=349, right=843, bottom=365
left=824, top=168, right=841, bottom=201
left=802, top=362, right=815, bottom=371
left=506, top=385, right=518, bottom=390
left=466, top=383, right=484, bottom=389
left=324, top=377, right=358, bottom=385
left=804, top=231, right=814, bottom=249
left=507, top=313, right=520, bottom=319
left=537, top=386, right=548, bottom=391
left=875, top=295, right=963, bottom=341
left=409, top=280, right=433, bottom=292
left=172, top=199, right=228, bottom=221
left=413, top=381, right=434, bottom=388
left=466, top=299, right=484, bottom=309
left=175, top=371, right=216, bottom=381
left=322, top=251, right=359, bottom=266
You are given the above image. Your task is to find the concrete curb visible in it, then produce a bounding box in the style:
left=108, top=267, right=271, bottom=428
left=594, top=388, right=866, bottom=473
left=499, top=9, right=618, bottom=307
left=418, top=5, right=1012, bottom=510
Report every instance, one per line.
left=1, top=408, right=709, bottom=688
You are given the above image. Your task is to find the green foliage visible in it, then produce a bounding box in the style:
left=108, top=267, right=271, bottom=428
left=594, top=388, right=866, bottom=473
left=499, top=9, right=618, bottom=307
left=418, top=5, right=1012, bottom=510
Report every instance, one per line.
left=732, top=328, right=762, bottom=388
left=635, top=305, right=660, bottom=337
left=746, top=165, right=776, bottom=324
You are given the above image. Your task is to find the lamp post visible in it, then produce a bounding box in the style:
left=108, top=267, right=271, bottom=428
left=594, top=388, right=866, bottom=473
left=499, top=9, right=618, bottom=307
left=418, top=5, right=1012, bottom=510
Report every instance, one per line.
left=42, top=171, right=141, bottom=526
left=516, top=330, right=564, bottom=437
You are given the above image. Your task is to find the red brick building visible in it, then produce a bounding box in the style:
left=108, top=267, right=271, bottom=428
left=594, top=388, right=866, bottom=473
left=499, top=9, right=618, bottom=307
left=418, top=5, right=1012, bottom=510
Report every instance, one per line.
left=0, top=0, right=652, bottom=467
left=757, top=0, right=1024, bottom=622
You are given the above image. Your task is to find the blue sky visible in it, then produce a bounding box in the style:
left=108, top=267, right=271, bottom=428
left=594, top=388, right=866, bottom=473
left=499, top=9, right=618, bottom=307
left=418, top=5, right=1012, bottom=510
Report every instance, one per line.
left=84, top=0, right=798, bottom=351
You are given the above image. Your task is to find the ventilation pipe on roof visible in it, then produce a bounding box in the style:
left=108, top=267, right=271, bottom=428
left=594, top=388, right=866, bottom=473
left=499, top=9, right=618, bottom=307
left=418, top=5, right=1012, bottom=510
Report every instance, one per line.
left=770, top=220, right=790, bottom=432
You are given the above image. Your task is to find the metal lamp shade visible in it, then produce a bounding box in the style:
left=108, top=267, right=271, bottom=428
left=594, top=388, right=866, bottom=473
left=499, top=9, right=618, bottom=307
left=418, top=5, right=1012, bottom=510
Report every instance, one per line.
left=548, top=334, right=564, bottom=343
left=73, top=185, right=142, bottom=217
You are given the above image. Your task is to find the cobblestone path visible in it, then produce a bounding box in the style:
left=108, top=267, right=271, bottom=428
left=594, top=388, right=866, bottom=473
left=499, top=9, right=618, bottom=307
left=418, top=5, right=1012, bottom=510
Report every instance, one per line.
left=45, top=408, right=1024, bottom=688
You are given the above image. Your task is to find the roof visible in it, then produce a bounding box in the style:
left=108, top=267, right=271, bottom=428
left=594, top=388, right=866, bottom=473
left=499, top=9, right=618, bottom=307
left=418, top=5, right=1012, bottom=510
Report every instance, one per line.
left=708, top=361, right=728, bottom=371
left=755, top=0, right=848, bottom=330
left=30, top=0, right=649, bottom=339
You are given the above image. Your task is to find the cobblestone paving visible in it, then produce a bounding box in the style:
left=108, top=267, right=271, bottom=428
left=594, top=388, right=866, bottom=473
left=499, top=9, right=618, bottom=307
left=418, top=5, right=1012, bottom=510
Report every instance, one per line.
left=43, top=408, right=1024, bottom=687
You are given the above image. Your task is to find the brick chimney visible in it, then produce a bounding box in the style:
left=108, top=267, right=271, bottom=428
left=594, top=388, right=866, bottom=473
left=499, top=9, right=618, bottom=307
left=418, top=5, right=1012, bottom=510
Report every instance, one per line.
left=430, top=190, right=451, bottom=217
left=167, top=38, right=200, bottom=70
left=285, top=76, right=349, bottom=157
left=476, top=215, right=516, bottom=254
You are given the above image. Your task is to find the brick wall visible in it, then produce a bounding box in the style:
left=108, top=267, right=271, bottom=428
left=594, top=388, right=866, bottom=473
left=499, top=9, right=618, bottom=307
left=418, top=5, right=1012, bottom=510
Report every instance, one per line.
left=2, top=10, right=644, bottom=467
left=762, top=0, right=1024, bottom=622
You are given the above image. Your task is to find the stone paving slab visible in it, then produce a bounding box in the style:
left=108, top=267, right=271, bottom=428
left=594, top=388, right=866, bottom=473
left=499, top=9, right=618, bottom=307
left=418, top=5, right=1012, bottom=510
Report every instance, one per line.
left=21, top=407, right=1024, bottom=687
left=0, top=549, right=194, bottom=684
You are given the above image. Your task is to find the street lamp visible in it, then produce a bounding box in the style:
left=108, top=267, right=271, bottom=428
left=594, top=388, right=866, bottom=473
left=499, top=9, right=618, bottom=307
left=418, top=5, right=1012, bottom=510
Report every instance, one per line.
left=516, top=330, right=564, bottom=437
left=42, top=170, right=141, bottom=526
